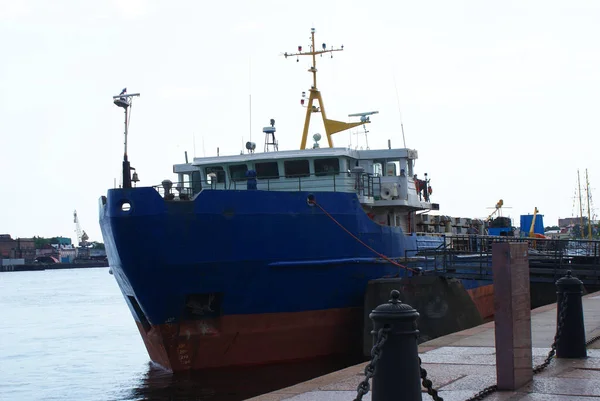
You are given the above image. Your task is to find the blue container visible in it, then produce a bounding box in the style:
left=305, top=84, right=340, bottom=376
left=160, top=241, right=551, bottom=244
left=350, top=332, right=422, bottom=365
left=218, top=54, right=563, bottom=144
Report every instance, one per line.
left=520, top=214, right=544, bottom=236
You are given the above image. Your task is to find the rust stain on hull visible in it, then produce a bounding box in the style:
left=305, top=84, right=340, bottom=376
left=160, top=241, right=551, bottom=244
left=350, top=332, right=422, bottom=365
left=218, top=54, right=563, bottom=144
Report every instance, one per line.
left=135, top=307, right=364, bottom=372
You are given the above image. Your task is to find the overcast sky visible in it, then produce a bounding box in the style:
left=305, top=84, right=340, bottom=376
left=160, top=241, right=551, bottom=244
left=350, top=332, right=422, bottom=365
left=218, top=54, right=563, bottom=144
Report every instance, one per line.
left=1, top=0, right=599, bottom=244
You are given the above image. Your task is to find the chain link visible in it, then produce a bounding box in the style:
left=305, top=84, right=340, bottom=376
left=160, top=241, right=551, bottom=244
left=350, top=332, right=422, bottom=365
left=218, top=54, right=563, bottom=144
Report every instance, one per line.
left=586, top=333, right=600, bottom=347
left=462, top=384, right=498, bottom=401
left=419, top=357, right=444, bottom=401
left=353, top=328, right=389, bottom=401
left=533, top=293, right=568, bottom=374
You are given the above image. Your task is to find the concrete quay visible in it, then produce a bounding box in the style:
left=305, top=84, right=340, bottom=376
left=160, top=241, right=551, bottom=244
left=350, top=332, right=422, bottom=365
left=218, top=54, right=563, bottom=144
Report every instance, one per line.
left=248, top=291, right=600, bottom=401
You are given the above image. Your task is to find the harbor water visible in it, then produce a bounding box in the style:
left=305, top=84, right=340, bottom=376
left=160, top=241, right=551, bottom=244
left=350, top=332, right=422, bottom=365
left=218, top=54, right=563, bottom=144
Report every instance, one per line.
left=0, top=268, right=362, bottom=401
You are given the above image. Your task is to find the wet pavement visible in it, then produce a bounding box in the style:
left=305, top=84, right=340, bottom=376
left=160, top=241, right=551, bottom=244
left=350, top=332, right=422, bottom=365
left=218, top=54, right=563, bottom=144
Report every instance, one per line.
left=248, top=291, right=600, bottom=401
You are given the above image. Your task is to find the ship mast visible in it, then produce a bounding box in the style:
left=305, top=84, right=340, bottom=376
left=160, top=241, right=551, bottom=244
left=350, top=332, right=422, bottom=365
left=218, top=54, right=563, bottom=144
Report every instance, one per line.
left=586, top=168, right=593, bottom=239
left=283, top=28, right=368, bottom=150
left=113, top=88, right=141, bottom=189
left=578, top=169, right=584, bottom=238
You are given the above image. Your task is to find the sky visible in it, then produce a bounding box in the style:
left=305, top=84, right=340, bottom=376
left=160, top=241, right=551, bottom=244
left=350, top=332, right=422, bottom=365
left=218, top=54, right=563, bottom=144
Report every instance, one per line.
left=1, top=0, right=599, bottom=244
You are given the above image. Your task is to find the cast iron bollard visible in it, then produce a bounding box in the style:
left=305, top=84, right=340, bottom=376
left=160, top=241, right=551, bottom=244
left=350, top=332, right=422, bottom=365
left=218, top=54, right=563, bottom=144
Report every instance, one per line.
left=556, top=270, right=587, bottom=358
left=369, top=290, right=422, bottom=401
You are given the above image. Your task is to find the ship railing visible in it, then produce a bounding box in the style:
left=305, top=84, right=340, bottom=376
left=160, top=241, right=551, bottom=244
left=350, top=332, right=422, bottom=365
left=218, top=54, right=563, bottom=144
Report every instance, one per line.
left=425, top=235, right=600, bottom=282
left=152, top=172, right=380, bottom=199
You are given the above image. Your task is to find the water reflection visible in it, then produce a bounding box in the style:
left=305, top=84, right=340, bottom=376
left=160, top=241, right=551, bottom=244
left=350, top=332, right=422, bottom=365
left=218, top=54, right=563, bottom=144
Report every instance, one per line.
left=127, top=355, right=366, bottom=401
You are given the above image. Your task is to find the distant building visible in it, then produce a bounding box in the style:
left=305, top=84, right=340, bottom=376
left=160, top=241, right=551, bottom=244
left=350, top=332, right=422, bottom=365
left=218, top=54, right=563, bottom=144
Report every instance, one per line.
left=0, top=234, right=36, bottom=263
left=36, top=243, right=77, bottom=263
left=55, top=237, right=72, bottom=246
left=558, top=217, right=588, bottom=227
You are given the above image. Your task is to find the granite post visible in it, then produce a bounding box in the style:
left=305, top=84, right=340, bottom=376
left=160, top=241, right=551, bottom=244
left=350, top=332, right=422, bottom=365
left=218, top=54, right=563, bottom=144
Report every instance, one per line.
left=493, top=242, right=533, bottom=390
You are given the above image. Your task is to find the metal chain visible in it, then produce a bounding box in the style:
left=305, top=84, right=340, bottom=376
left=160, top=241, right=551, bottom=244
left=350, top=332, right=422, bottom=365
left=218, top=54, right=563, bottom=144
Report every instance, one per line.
left=462, top=385, right=498, bottom=401
left=586, top=334, right=600, bottom=347
left=419, top=357, right=444, bottom=401
left=533, top=293, right=568, bottom=374
left=353, top=293, right=581, bottom=401
left=353, top=328, right=389, bottom=401
left=459, top=294, right=569, bottom=401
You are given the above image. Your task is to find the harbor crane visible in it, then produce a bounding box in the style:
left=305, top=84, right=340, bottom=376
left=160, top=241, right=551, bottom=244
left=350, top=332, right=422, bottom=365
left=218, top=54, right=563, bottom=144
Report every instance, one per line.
left=484, top=199, right=512, bottom=222
left=74, top=210, right=89, bottom=247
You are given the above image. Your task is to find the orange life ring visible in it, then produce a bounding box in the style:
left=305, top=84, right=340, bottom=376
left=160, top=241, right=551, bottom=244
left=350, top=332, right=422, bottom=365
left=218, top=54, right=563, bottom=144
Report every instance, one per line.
left=428, top=186, right=433, bottom=195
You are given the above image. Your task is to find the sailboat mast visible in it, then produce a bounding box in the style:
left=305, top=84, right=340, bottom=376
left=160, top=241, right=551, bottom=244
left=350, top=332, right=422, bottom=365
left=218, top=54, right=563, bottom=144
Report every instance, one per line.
left=578, top=169, right=584, bottom=238
left=586, top=168, right=592, bottom=239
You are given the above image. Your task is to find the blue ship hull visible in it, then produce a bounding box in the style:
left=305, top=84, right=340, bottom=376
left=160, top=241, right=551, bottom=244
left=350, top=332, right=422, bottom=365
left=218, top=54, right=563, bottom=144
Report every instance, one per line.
left=99, top=187, right=490, bottom=371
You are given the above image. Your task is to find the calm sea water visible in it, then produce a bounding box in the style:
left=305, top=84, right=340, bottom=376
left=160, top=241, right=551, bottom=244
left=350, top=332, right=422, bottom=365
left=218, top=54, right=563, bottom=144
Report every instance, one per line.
left=0, top=268, right=360, bottom=401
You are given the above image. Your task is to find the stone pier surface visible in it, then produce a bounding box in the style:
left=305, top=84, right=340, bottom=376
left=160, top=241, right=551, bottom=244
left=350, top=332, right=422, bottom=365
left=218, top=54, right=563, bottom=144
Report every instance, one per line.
left=246, top=291, right=600, bottom=401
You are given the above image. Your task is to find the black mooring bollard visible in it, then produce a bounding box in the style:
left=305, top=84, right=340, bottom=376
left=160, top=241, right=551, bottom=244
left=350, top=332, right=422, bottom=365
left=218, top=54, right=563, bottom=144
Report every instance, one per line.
left=556, top=270, right=587, bottom=358
left=369, top=290, right=422, bottom=401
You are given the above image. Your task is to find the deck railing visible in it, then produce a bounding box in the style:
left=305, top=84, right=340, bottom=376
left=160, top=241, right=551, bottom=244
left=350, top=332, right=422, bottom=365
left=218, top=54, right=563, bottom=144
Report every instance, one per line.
left=152, top=172, right=381, bottom=199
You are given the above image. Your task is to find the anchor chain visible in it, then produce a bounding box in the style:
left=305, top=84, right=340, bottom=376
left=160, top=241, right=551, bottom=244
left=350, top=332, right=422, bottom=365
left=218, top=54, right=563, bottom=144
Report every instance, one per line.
left=353, top=328, right=389, bottom=401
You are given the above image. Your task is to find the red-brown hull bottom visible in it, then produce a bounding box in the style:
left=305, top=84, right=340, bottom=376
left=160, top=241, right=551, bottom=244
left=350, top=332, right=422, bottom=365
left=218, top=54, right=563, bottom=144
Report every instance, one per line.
left=135, top=284, right=496, bottom=372
left=136, top=307, right=364, bottom=372
left=467, top=283, right=495, bottom=320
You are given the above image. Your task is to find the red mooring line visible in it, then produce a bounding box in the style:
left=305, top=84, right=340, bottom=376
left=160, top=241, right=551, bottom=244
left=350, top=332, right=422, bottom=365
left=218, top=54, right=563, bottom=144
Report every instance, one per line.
left=310, top=200, right=420, bottom=274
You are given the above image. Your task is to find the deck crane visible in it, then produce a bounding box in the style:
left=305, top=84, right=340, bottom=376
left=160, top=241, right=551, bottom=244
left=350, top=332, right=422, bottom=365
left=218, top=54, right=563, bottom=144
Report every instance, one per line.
left=74, top=210, right=89, bottom=247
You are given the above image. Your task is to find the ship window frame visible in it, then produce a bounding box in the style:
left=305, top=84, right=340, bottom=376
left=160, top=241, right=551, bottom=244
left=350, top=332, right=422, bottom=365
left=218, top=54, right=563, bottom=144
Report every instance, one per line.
left=314, top=158, right=340, bottom=177
left=255, top=161, right=280, bottom=180
left=229, top=164, right=248, bottom=182
left=205, top=166, right=225, bottom=184
left=284, top=159, right=310, bottom=178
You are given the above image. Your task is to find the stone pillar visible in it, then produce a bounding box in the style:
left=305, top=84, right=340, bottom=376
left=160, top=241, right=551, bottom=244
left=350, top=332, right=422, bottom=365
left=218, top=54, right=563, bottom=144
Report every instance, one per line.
left=493, top=242, right=533, bottom=390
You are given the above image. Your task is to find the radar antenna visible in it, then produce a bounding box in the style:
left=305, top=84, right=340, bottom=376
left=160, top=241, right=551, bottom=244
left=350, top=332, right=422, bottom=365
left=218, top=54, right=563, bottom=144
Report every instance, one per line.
left=283, top=28, right=369, bottom=150
left=263, top=119, right=278, bottom=152
left=349, top=111, right=379, bottom=150
left=112, top=88, right=140, bottom=189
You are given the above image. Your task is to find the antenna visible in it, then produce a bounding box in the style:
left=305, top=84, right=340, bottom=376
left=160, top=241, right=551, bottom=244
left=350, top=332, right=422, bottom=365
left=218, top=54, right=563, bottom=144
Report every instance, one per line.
left=249, top=57, right=252, bottom=144
left=112, top=88, right=140, bottom=189
left=392, top=69, right=407, bottom=148
left=283, top=28, right=367, bottom=150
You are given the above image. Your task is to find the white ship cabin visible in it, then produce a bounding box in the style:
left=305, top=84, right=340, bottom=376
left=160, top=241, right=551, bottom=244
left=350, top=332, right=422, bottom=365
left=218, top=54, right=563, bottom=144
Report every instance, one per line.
left=165, top=146, right=439, bottom=231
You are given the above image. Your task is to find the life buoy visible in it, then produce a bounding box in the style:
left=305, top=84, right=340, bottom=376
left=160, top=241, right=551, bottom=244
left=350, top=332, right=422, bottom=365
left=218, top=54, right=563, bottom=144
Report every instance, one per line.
left=428, top=186, right=433, bottom=195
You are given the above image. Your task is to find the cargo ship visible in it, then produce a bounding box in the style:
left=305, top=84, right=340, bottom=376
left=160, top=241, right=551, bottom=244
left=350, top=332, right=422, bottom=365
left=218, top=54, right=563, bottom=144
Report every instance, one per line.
left=99, top=28, right=492, bottom=372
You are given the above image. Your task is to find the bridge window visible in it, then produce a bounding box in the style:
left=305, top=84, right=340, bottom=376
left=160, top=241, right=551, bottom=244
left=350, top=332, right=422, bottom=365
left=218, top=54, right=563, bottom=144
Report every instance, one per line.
left=314, top=158, right=339, bottom=176
left=372, top=162, right=383, bottom=176
left=284, top=160, right=310, bottom=178
left=229, top=164, right=248, bottom=181
left=205, top=166, right=225, bottom=184
left=255, top=162, right=279, bottom=179
left=386, top=162, right=399, bottom=176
